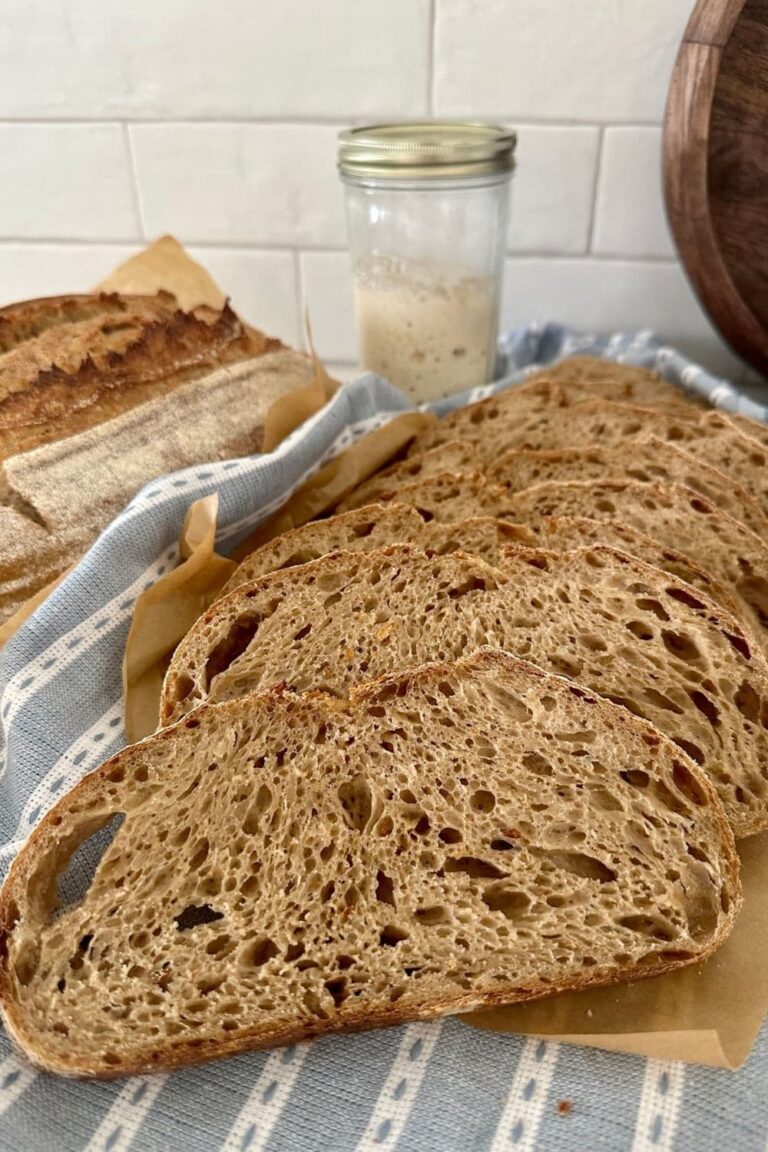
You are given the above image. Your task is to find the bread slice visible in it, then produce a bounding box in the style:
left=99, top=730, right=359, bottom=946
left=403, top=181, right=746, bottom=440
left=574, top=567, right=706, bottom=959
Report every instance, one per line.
left=367, top=471, right=516, bottom=523
left=336, top=442, right=480, bottom=513
left=529, top=357, right=703, bottom=411
left=162, top=544, right=768, bottom=836
left=489, top=440, right=768, bottom=539
left=506, top=479, right=768, bottom=656
left=527, top=515, right=743, bottom=621
left=0, top=649, right=739, bottom=1078
left=406, top=378, right=567, bottom=460
left=729, top=412, right=768, bottom=450
left=223, top=504, right=533, bottom=598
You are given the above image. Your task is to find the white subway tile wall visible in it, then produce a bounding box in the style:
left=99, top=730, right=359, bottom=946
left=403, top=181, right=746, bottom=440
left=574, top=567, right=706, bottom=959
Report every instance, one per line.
left=0, top=0, right=750, bottom=380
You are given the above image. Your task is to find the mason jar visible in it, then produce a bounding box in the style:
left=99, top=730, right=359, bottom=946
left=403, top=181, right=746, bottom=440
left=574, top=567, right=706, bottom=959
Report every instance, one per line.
left=338, top=121, right=516, bottom=402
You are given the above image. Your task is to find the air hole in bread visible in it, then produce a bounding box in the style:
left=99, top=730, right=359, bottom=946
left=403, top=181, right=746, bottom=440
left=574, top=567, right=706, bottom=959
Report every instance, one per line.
left=470, top=789, right=496, bottom=813
left=644, top=688, right=685, bottom=715
left=377, top=816, right=394, bottom=837
left=490, top=838, right=517, bottom=851
left=661, top=630, right=702, bottom=662
left=243, top=785, right=272, bottom=835
left=413, top=814, right=431, bottom=835
left=206, top=934, right=235, bottom=958
left=174, top=904, right=223, bottom=932
left=380, top=925, right=409, bottom=947
left=415, top=905, right=449, bottom=925
left=689, top=691, right=720, bottom=728
left=734, top=680, right=761, bottom=724
left=541, top=850, right=617, bottom=884
left=444, top=857, right=507, bottom=880
left=522, top=752, right=553, bottom=776
left=240, top=937, right=278, bottom=967
left=438, top=827, right=462, bottom=844
left=189, top=838, right=209, bottom=871
left=636, top=598, right=670, bottom=621
left=737, top=575, right=768, bottom=626
left=673, top=738, right=705, bottom=766
left=621, top=769, right=649, bottom=789
left=168, top=674, right=194, bottom=708
left=617, top=914, right=675, bottom=941
left=375, top=870, right=395, bottom=907
left=723, top=630, right=752, bottom=661
left=54, top=811, right=126, bottom=922
left=666, top=587, right=706, bottom=612
left=482, top=885, right=531, bottom=919
left=203, top=616, right=262, bottom=689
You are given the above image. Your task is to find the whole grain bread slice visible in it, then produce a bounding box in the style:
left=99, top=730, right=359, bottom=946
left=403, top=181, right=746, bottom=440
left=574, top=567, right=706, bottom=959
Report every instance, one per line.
left=506, top=479, right=768, bottom=657
left=223, top=504, right=533, bottom=598
left=530, top=356, right=704, bottom=411
left=0, top=649, right=739, bottom=1078
left=162, top=544, right=768, bottom=836
left=365, top=471, right=516, bottom=523
left=526, top=515, right=743, bottom=621
left=489, top=440, right=768, bottom=539
left=336, top=441, right=479, bottom=513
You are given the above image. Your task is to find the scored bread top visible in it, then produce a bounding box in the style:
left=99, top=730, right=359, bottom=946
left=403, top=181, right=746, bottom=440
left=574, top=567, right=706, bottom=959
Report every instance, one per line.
left=506, top=479, right=768, bottom=658
left=489, top=441, right=768, bottom=539
left=162, top=544, right=768, bottom=837
left=0, top=649, right=739, bottom=1077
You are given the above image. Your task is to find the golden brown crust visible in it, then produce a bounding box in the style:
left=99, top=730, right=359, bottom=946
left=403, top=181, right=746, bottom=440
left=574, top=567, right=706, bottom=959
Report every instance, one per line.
left=0, top=303, right=283, bottom=459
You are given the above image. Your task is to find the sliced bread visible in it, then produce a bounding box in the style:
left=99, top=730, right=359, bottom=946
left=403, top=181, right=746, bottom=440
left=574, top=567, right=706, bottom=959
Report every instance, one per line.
left=527, top=515, right=743, bottom=621
left=336, top=442, right=479, bottom=513
left=161, top=544, right=768, bottom=836
left=506, top=479, right=768, bottom=656
left=223, top=504, right=533, bottom=598
left=529, top=356, right=703, bottom=411
left=0, top=649, right=739, bottom=1077
left=489, top=440, right=768, bottom=539
left=367, top=471, right=515, bottom=523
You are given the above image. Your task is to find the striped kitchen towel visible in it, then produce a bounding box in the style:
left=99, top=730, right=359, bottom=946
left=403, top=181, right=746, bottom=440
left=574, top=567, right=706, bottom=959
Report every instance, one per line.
left=0, top=325, right=766, bottom=1152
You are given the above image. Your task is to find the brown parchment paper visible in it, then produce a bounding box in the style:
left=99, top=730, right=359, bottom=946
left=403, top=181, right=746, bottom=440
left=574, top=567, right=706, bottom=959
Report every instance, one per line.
left=97, top=236, right=226, bottom=310
left=462, top=834, right=768, bottom=1069
left=123, top=495, right=236, bottom=742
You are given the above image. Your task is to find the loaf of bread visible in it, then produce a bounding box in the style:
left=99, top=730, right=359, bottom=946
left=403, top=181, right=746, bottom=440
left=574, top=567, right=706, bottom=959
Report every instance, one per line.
left=489, top=441, right=768, bottom=539
left=0, top=292, right=318, bottom=622
left=162, top=544, right=768, bottom=837
left=506, top=479, right=768, bottom=657
left=0, top=649, right=739, bottom=1077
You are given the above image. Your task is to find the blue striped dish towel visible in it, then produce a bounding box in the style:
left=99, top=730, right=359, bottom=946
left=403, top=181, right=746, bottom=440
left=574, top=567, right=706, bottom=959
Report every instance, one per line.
left=0, top=325, right=766, bottom=1152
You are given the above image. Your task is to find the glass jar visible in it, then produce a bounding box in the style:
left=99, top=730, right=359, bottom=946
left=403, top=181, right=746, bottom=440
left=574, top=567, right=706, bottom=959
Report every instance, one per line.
left=338, top=121, right=516, bottom=402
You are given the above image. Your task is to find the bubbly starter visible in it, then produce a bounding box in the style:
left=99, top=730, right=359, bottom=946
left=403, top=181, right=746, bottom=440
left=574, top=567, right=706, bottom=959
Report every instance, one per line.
left=354, top=256, right=496, bottom=402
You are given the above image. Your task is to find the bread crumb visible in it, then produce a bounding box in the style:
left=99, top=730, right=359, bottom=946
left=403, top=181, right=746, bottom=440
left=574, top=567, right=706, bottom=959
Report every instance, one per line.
left=557, top=1100, right=573, bottom=1116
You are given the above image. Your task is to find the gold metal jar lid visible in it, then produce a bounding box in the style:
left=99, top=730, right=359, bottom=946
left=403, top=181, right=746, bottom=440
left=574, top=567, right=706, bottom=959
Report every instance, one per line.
left=338, top=121, right=516, bottom=180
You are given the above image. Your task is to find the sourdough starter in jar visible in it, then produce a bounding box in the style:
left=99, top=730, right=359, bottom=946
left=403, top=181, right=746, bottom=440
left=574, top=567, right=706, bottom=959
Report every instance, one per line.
left=338, top=123, right=516, bottom=403
left=354, top=256, right=495, bottom=401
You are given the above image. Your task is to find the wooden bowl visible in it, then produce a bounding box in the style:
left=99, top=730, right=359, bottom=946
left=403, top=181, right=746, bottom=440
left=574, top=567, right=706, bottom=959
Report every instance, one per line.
left=663, top=0, right=768, bottom=377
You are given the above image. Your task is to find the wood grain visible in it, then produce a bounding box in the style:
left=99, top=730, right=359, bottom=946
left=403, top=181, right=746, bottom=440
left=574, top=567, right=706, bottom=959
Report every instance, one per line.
left=663, top=0, right=768, bottom=376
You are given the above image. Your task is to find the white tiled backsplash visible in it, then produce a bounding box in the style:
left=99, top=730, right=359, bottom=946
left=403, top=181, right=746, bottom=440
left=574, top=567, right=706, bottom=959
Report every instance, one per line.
left=0, top=0, right=747, bottom=380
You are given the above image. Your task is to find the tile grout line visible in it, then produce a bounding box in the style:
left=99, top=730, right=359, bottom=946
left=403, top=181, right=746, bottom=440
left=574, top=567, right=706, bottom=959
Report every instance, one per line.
left=586, top=124, right=606, bottom=255
left=122, top=123, right=147, bottom=241
left=0, top=237, right=681, bottom=265
left=427, top=0, right=437, bottom=116
left=0, top=115, right=666, bottom=129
